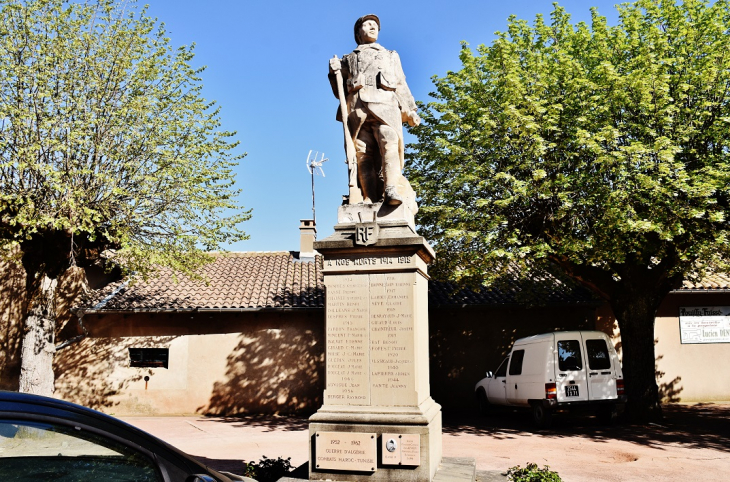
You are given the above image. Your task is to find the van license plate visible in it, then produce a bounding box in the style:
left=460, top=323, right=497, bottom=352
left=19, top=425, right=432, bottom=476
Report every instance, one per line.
left=565, top=386, right=580, bottom=397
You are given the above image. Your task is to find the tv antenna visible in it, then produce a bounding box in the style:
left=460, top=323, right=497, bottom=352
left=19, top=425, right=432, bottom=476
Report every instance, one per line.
left=306, top=150, right=328, bottom=224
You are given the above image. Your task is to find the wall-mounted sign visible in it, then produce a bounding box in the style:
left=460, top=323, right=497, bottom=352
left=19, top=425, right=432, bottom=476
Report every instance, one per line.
left=679, top=306, right=730, bottom=344
left=314, top=432, right=377, bottom=472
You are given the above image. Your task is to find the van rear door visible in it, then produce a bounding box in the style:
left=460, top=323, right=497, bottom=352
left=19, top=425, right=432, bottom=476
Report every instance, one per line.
left=583, top=333, right=618, bottom=400
left=553, top=333, right=589, bottom=403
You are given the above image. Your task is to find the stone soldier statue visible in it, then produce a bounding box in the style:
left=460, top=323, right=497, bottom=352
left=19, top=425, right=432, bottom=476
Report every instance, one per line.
left=329, top=14, right=420, bottom=206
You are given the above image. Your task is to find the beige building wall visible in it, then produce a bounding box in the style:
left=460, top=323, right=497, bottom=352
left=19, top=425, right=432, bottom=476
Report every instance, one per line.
left=654, top=293, right=730, bottom=402
left=54, top=312, right=325, bottom=415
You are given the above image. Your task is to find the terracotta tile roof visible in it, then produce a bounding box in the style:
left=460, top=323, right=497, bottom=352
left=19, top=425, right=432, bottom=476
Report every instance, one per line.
left=429, top=271, right=600, bottom=307
left=85, top=252, right=324, bottom=311
left=82, top=252, right=602, bottom=313
left=678, top=272, right=730, bottom=291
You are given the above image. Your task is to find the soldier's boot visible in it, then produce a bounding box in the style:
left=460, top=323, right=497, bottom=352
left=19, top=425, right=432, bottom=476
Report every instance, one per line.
left=384, top=186, right=402, bottom=206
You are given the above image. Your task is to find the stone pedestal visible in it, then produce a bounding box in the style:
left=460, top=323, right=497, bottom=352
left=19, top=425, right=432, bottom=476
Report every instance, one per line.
left=309, top=205, right=442, bottom=482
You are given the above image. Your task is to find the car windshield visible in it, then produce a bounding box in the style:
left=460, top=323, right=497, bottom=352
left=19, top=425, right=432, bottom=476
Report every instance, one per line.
left=0, top=420, right=161, bottom=481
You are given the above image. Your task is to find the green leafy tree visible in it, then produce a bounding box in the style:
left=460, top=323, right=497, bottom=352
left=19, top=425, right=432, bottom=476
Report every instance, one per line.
left=407, top=0, right=730, bottom=421
left=0, top=0, right=250, bottom=395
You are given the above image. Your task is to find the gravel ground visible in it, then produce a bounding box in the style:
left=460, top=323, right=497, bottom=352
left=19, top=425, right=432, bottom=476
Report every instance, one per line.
left=122, top=402, right=730, bottom=482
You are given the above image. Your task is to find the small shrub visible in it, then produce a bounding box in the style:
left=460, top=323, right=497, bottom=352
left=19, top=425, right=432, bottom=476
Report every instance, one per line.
left=242, top=456, right=293, bottom=482
left=507, top=463, right=562, bottom=482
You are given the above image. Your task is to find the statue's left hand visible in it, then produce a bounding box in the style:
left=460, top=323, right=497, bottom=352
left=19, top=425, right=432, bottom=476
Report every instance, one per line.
left=329, top=56, right=342, bottom=72
left=406, top=111, right=421, bottom=127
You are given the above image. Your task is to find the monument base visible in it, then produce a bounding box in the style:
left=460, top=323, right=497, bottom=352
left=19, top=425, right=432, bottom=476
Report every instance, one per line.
left=309, top=398, right=442, bottom=482
left=311, top=211, right=441, bottom=481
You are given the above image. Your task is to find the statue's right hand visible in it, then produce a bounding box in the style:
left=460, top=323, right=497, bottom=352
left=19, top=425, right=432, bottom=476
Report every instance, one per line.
left=329, top=56, right=342, bottom=72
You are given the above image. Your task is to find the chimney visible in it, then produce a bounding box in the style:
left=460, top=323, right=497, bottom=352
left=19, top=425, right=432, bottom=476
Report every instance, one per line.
left=299, top=219, right=317, bottom=260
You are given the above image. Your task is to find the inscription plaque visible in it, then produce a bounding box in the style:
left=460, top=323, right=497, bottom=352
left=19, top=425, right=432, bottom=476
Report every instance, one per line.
left=324, top=255, right=416, bottom=272
left=325, top=274, right=370, bottom=405
left=381, top=433, right=420, bottom=466
left=400, top=434, right=420, bottom=465
left=324, top=268, right=420, bottom=407
left=370, top=273, right=416, bottom=406
left=315, top=432, right=377, bottom=472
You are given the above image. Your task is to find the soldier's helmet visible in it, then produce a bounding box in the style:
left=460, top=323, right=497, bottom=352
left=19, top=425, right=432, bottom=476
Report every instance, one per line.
left=354, top=14, right=380, bottom=44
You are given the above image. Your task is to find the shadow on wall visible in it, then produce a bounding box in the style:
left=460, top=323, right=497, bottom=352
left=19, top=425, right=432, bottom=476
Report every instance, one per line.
left=55, top=267, right=91, bottom=339
left=656, top=348, right=683, bottom=403
left=597, top=311, right=683, bottom=403
left=1, top=261, right=98, bottom=391
left=0, top=257, right=27, bottom=391
left=429, top=306, right=595, bottom=412
left=54, top=336, right=179, bottom=410
left=596, top=305, right=622, bottom=355
left=199, top=327, right=324, bottom=415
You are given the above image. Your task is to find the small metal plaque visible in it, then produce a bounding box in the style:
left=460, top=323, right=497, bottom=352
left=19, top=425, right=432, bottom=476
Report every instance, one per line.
left=381, top=433, right=420, bottom=466
left=315, top=432, right=377, bottom=472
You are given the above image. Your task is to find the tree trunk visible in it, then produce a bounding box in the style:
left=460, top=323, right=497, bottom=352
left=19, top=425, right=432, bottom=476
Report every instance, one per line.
left=612, top=293, right=663, bottom=423
left=19, top=275, right=58, bottom=396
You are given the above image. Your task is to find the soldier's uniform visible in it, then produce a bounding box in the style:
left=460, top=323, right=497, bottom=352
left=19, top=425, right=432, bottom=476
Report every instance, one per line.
left=329, top=25, right=418, bottom=205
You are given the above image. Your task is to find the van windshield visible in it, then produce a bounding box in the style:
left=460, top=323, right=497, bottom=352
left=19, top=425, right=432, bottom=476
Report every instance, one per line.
left=495, top=357, right=509, bottom=378
left=557, top=340, right=582, bottom=371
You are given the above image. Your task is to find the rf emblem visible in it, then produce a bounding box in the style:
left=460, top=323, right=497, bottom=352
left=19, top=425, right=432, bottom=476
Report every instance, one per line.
left=355, top=222, right=378, bottom=246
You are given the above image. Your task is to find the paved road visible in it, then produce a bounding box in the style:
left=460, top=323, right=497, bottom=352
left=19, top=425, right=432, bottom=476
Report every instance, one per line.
left=122, top=403, right=730, bottom=482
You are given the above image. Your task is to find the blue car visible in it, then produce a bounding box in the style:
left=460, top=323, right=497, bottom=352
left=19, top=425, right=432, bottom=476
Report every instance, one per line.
left=0, top=390, right=254, bottom=482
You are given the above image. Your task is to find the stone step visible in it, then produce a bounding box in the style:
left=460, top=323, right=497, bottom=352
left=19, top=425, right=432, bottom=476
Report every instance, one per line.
left=433, top=457, right=477, bottom=482
left=278, top=457, right=505, bottom=482
left=475, top=469, right=508, bottom=481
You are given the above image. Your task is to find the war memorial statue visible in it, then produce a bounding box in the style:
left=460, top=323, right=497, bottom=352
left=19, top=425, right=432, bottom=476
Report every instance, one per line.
left=329, top=14, right=420, bottom=209
left=307, top=14, right=451, bottom=482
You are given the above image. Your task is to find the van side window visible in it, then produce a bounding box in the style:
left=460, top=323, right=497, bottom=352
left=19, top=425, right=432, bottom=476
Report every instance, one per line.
left=557, top=340, right=582, bottom=371
left=508, top=350, right=525, bottom=376
left=495, top=357, right=509, bottom=377
left=586, top=339, right=611, bottom=370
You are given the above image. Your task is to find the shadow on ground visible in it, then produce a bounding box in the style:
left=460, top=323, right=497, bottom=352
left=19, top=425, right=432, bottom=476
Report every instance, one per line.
left=442, top=402, right=730, bottom=453
left=200, top=413, right=310, bottom=432
left=192, top=403, right=730, bottom=474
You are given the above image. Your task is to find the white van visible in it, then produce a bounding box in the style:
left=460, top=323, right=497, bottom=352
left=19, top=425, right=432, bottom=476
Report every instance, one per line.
left=474, top=331, right=625, bottom=427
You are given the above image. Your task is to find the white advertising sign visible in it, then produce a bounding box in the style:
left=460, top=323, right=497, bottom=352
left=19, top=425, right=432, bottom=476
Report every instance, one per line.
left=679, top=306, right=730, bottom=344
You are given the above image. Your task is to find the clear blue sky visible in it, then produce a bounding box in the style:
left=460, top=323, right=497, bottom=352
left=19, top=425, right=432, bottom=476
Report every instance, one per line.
left=142, top=1, right=622, bottom=252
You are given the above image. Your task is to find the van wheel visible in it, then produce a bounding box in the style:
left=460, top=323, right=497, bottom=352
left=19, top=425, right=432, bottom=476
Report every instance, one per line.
left=477, top=389, right=491, bottom=416
left=532, top=403, right=553, bottom=429
left=597, top=405, right=618, bottom=425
